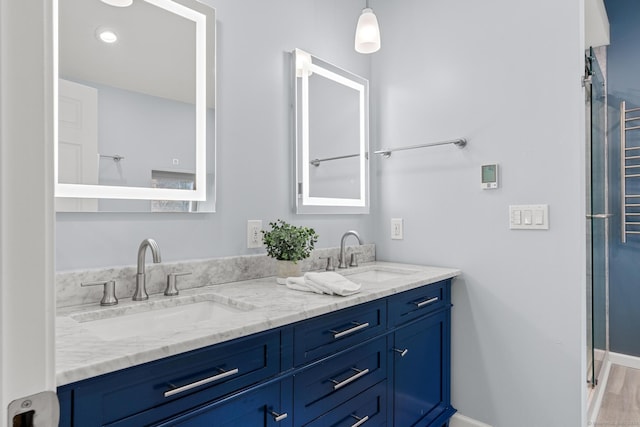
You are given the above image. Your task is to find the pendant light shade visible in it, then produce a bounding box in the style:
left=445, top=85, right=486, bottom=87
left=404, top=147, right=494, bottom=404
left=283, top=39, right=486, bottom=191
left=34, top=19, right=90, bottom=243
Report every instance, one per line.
left=354, top=7, right=380, bottom=54
left=100, top=0, right=133, bottom=7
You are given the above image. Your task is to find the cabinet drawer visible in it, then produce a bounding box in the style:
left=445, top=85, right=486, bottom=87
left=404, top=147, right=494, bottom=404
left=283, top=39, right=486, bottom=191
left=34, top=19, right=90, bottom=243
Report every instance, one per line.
left=293, top=301, right=386, bottom=366
left=389, top=280, right=450, bottom=326
left=73, top=331, right=280, bottom=426
left=303, top=381, right=386, bottom=427
left=155, top=380, right=291, bottom=427
left=294, top=336, right=387, bottom=426
left=107, top=378, right=293, bottom=427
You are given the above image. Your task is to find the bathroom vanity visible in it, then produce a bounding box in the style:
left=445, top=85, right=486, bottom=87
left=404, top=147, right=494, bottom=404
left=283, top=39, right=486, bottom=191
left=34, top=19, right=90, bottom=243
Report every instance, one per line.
left=56, top=263, right=459, bottom=426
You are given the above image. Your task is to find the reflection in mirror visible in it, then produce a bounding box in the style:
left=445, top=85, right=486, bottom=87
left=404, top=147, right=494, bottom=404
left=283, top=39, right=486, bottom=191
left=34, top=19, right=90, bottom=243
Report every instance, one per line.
left=293, top=49, right=369, bottom=214
left=55, top=0, right=216, bottom=212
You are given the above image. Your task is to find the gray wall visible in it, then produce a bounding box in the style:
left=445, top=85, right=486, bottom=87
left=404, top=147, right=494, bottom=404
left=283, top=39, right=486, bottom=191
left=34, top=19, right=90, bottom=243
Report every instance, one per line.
left=371, top=0, right=585, bottom=426
left=56, top=0, right=375, bottom=270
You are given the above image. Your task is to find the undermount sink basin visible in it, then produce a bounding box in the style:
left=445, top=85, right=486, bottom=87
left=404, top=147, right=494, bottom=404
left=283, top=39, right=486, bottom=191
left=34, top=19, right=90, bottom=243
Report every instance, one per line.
left=341, top=266, right=421, bottom=283
left=70, top=294, right=256, bottom=341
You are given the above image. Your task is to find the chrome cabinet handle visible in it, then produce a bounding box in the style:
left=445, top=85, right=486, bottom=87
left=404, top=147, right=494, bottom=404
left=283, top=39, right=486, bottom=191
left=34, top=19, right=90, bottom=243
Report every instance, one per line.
left=393, top=348, right=409, bottom=357
left=414, top=296, right=439, bottom=308
left=270, top=411, right=288, bottom=422
left=350, top=414, right=370, bottom=427
left=331, top=367, right=369, bottom=390
left=330, top=322, right=370, bottom=339
left=164, top=368, right=239, bottom=398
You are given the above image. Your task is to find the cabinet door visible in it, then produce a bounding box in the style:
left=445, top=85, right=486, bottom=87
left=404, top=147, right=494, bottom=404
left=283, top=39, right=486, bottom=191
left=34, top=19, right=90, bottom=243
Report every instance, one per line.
left=393, top=310, right=454, bottom=427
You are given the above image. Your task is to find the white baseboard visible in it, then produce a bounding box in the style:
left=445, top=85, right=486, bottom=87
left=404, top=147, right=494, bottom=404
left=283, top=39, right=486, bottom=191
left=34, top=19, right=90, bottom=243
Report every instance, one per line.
left=587, top=355, right=611, bottom=426
left=587, top=352, right=640, bottom=424
left=450, top=413, right=494, bottom=427
left=609, top=351, right=640, bottom=370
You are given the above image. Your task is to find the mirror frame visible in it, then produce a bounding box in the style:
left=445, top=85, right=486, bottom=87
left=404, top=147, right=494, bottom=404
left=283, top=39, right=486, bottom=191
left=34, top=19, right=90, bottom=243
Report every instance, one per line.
left=293, top=49, right=370, bottom=215
left=54, top=0, right=211, bottom=203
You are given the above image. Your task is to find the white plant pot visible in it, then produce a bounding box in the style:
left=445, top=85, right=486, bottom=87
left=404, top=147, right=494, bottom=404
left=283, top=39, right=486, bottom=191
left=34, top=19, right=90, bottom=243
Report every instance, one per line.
left=276, top=260, right=302, bottom=284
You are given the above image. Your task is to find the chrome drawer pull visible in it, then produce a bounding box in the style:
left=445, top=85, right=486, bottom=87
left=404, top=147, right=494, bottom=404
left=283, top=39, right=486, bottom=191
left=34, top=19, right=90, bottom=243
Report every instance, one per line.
left=331, top=367, right=370, bottom=390
left=330, top=321, right=370, bottom=339
left=414, top=296, right=439, bottom=308
left=393, top=348, right=409, bottom=357
left=350, top=414, right=370, bottom=427
left=270, top=410, right=288, bottom=422
left=164, top=367, right=239, bottom=398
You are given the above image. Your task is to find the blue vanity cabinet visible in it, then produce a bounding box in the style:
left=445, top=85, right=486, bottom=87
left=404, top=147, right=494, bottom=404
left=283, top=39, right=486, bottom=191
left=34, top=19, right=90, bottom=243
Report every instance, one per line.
left=57, top=278, right=455, bottom=427
left=389, top=280, right=455, bottom=427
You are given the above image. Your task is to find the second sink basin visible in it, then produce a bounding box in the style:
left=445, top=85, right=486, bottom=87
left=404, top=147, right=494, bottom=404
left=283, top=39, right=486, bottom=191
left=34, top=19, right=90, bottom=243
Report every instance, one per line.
left=341, top=265, right=421, bottom=283
left=70, top=294, right=256, bottom=341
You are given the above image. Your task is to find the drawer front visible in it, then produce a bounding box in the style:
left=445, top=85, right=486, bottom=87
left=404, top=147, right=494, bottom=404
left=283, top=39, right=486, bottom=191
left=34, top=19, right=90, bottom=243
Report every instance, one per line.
left=293, top=301, right=386, bottom=366
left=107, top=378, right=293, bottom=427
left=157, top=380, right=291, bottom=427
left=303, top=381, right=387, bottom=427
left=294, top=336, right=387, bottom=426
left=73, top=331, right=280, bottom=426
left=388, top=280, right=450, bottom=326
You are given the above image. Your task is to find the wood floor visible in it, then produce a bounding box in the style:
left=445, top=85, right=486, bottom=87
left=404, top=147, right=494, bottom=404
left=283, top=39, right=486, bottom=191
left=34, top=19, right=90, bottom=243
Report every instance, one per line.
left=596, top=364, right=640, bottom=426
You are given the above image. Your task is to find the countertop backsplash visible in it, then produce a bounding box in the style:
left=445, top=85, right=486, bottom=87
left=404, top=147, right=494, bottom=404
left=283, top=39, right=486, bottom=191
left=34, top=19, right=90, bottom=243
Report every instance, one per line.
left=56, top=244, right=375, bottom=308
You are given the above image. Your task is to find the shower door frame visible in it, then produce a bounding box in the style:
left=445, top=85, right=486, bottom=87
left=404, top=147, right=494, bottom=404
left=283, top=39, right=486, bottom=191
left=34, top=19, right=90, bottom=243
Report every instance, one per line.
left=585, top=46, right=610, bottom=390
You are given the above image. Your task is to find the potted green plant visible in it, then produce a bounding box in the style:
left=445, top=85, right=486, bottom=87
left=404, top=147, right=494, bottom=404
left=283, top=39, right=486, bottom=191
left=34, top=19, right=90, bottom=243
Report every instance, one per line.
left=262, top=219, right=319, bottom=284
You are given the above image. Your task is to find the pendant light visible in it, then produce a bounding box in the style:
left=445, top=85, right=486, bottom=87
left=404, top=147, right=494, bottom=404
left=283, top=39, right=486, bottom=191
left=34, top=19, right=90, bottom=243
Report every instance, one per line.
left=354, top=0, right=381, bottom=54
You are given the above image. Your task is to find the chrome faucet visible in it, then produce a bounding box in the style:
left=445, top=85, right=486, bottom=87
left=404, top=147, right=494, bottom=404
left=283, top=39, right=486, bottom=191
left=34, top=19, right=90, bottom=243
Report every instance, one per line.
left=133, top=238, right=162, bottom=301
left=338, top=230, right=363, bottom=269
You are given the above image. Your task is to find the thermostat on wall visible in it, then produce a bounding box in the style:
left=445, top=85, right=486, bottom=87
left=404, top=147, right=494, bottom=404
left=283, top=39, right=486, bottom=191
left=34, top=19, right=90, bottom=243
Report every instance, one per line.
left=481, top=164, right=499, bottom=189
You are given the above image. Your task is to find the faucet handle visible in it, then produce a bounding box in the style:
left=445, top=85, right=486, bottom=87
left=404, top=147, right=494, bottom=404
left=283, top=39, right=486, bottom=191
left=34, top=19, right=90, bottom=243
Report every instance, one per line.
left=349, top=252, right=362, bottom=268
left=320, top=256, right=335, bottom=271
left=81, top=280, right=118, bottom=306
left=165, top=272, right=192, bottom=296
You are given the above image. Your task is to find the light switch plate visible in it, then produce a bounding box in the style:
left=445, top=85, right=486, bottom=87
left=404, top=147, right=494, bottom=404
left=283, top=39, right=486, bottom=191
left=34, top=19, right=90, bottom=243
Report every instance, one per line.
left=509, top=205, right=549, bottom=230
left=391, top=218, right=403, bottom=240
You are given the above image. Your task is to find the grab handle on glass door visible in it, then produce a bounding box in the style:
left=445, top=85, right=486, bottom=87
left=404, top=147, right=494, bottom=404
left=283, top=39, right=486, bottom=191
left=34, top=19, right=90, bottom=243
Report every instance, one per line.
left=586, top=214, right=612, bottom=219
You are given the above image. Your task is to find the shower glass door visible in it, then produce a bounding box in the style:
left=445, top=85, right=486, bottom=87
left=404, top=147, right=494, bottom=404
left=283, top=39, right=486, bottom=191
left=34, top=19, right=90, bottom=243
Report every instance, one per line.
left=586, top=47, right=608, bottom=388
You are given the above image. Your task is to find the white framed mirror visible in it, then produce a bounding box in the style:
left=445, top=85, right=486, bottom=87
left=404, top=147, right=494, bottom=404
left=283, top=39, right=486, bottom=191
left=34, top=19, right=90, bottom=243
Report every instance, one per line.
left=55, top=0, right=216, bottom=212
left=293, top=49, right=369, bottom=214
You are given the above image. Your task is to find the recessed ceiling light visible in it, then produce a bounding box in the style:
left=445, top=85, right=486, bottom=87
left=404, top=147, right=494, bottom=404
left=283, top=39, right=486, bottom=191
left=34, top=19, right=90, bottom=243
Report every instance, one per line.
left=96, top=29, right=118, bottom=43
left=100, top=0, right=133, bottom=7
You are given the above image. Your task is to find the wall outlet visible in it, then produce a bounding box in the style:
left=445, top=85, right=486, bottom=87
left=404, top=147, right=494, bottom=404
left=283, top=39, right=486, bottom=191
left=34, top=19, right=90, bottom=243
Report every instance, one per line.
left=391, top=218, right=403, bottom=240
left=247, top=220, right=263, bottom=248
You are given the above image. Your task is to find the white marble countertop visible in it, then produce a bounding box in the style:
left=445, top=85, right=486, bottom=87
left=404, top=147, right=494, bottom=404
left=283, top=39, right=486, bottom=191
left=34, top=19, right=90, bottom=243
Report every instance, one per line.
left=56, top=261, right=460, bottom=386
